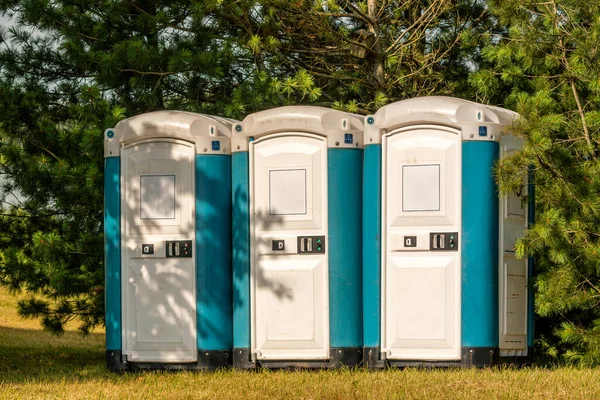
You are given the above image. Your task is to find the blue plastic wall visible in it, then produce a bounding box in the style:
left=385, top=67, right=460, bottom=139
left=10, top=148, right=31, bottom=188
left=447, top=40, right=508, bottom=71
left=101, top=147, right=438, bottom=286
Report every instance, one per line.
left=232, top=151, right=250, bottom=349
left=328, top=148, right=363, bottom=348
left=362, top=144, right=382, bottom=348
left=104, top=157, right=121, bottom=351
left=461, top=141, right=500, bottom=348
left=527, top=167, right=535, bottom=348
left=196, top=155, right=232, bottom=351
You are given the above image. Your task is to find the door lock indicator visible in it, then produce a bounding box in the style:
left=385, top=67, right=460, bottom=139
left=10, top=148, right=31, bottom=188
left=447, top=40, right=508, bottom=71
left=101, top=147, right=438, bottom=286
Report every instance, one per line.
left=142, top=244, right=154, bottom=255
left=272, top=240, right=285, bottom=251
left=430, top=232, right=458, bottom=251
left=404, top=236, right=417, bottom=247
left=297, top=236, right=325, bottom=254
left=166, top=240, right=193, bottom=258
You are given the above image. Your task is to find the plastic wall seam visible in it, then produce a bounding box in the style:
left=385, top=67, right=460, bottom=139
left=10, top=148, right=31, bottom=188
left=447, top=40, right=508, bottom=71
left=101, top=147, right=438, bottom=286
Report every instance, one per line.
left=104, top=157, right=121, bottom=351
left=362, top=144, right=382, bottom=348
left=328, top=148, right=363, bottom=348
left=461, top=142, right=500, bottom=348
left=196, top=155, right=233, bottom=351
left=232, top=151, right=250, bottom=349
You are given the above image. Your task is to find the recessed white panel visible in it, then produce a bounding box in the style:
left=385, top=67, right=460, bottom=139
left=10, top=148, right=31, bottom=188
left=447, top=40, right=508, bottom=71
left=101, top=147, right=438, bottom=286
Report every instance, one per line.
left=254, top=257, right=327, bottom=359
left=387, top=255, right=456, bottom=353
left=265, top=269, right=316, bottom=342
left=395, top=265, right=447, bottom=340
left=125, top=258, right=196, bottom=360
left=133, top=265, right=183, bottom=344
left=140, top=175, right=176, bottom=219
left=269, top=169, right=307, bottom=215
left=504, top=262, right=527, bottom=336
left=402, top=165, right=440, bottom=212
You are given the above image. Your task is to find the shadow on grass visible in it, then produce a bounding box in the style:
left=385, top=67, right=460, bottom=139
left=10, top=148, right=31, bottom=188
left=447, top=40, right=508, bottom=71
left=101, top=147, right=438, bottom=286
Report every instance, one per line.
left=0, top=325, right=563, bottom=384
left=0, top=326, right=111, bottom=383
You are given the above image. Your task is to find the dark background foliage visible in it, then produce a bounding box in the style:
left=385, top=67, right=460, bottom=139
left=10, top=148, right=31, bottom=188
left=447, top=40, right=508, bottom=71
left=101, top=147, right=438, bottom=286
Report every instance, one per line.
left=1, top=0, right=599, bottom=364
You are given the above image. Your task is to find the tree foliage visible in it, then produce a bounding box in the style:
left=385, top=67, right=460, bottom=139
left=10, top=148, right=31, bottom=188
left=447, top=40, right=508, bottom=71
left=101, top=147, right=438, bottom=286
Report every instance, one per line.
left=0, top=83, right=117, bottom=334
left=472, top=0, right=600, bottom=365
left=8, top=0, right=600, bottom=367
left=0, top=0, right=490, bottom=336
left=227, top=0, right=494, bottom=112
left=0, top=0, right=256, bottom=334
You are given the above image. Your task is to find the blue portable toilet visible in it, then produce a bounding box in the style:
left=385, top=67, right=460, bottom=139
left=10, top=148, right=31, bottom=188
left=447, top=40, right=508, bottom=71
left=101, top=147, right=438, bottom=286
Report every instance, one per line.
left=104, top=111, right=236, bottom=371
left=362, top=97, right=534, bottom=368
left=231, top=106, right=364, bottom=368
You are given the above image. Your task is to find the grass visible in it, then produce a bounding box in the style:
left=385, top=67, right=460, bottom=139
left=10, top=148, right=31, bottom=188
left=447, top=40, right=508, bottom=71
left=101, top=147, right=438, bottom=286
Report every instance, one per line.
left=1, top=288, right=600, bottom=399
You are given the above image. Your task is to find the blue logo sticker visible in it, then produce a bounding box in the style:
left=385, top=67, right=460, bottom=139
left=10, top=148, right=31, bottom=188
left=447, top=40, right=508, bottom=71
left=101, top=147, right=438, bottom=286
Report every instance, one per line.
left=344, top=133, right=353, bottom=144
left=478, top=126, right=488, bottom=137
left=211, top=140, right=220, bottom=151
left=106, top=130, right=115, bottom=138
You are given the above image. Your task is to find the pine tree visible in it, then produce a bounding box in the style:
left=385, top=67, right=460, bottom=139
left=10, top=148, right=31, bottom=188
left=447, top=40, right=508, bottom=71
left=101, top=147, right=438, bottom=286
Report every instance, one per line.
left=228, top=0, right=495, bottom=113
left=0, top=0, right=349, bottom=334
left=0, top=0, right=491, bottom=335
left=0, top=0, right=262, bottom=334
left=0, top=82, right=118, bottom=334
left=471, top=0, right=600, bottom=364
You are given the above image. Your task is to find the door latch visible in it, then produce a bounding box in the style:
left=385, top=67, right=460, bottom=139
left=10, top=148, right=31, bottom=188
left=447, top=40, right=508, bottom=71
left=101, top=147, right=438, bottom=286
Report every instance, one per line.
left=166, top=240, right=193, bottom=257
left=430, top=232, right=458, bottom=251
left=297, top=236, right=325, bottom=254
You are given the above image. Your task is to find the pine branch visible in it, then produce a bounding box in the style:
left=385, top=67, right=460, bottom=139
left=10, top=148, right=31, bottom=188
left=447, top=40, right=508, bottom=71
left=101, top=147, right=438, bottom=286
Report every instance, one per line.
left=570, top=78, right=592, bottom=149
left=341, top=0, right=375, bottom=26
left=118, top=68, right=179, bottom=76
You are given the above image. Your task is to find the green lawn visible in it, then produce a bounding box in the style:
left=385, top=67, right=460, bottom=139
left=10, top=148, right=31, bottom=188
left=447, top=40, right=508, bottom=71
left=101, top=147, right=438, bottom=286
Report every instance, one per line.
left=1, top=288, right=599, bottom=399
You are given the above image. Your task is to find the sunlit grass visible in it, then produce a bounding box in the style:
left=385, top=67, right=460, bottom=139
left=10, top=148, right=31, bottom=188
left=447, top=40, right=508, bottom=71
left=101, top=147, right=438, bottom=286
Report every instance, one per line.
left=1, top=286, right=599, bottom=399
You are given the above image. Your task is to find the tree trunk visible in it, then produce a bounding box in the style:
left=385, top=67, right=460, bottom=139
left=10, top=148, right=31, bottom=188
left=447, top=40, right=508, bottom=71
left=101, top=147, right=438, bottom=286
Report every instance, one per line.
left=368, top=0, right=385, bottom=90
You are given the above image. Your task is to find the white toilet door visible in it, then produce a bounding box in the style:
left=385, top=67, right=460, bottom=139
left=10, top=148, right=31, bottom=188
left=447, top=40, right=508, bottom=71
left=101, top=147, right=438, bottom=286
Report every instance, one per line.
left=382, top=126, right=461, bottom=361
left=121, top=139, right=197, bottom=363
left=250, top=133, right=329, bottom=360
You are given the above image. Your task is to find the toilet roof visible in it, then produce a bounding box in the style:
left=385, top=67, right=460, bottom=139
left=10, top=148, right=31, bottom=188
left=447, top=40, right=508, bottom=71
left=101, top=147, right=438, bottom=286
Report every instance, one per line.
left=111, top=110, right=236, bottom=142
left=369, top=96, right=518, bottom=129
left=237, top=106, right=364, bottom=137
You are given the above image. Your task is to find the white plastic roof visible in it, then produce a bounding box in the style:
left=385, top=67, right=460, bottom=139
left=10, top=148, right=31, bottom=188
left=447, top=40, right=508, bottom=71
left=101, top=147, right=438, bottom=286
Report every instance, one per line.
left=238, top=106, right=364, bottom=137
left=370, top=96, right=518, bottom=128
left=112, top=110, right=235, bottom=141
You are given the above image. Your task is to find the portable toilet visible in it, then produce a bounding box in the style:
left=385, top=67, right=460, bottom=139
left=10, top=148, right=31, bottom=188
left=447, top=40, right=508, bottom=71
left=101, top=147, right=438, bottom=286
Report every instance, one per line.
left=231, top=106, right=364, bottom=368
left=362, top=97, right=534, bottom=368
left=104, top=111, right=235, bottom=371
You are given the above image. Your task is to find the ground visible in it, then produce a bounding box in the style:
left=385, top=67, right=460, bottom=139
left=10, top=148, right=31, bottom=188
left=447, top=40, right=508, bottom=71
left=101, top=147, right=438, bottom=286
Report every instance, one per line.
left=0, top=288, right=599, bottom=399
